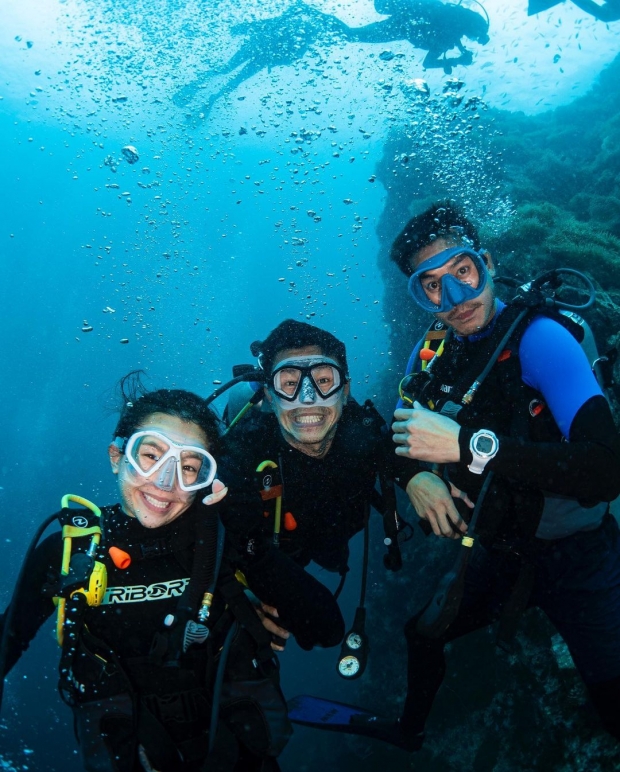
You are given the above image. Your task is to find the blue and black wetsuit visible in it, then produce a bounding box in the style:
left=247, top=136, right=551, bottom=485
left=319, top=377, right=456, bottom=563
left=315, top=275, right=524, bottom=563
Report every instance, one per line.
left=399, top=302, right=620, bottom=738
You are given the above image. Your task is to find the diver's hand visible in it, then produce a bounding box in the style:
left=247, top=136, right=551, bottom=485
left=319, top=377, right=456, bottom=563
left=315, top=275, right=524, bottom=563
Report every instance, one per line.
left=405, top=472, right=470, bottom=539
left=255, top=603, right=290, bottom=652
left=393, top=404, right=461, bottom=463
left=202, top=478, right=228, bottom=506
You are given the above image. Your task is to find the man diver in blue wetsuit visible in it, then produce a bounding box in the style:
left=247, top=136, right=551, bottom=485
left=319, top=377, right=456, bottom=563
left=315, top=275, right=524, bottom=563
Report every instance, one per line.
left=356, top=200, right=620, bottom=749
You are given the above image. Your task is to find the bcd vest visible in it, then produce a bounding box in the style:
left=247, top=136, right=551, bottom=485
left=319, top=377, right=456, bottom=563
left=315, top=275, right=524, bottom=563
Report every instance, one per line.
left=414, top=306, right=606, bottom=543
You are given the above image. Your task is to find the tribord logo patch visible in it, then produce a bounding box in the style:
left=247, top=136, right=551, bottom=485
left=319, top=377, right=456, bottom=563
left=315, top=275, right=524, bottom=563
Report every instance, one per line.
left=102, top=578, right=189, bottom=605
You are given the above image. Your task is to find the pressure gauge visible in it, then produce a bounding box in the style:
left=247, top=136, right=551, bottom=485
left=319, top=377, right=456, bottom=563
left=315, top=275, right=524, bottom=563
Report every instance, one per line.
left=345, top=632, right=363, bottom=650
left=338, top=655, right=361, bottom=678
left=336, top=607, right=369, bottom=680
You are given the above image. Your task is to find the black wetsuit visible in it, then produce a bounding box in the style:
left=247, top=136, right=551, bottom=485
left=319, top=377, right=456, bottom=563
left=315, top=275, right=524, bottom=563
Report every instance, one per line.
left=220, top=400, right=415, bottom=576
left=399, top=306, right=620, bottom=740
left=1, top=502, right=343, bottom=771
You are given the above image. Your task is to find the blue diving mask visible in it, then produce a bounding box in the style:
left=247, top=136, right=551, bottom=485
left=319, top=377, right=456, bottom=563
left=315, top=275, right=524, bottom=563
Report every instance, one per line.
left=408, top=247, right=489, bottom=313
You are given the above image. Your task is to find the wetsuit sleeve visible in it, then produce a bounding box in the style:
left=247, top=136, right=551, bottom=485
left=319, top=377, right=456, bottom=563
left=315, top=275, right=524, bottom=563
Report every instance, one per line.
left=457, top=317, right=620, bottom=501
left=0, top=532, right=60, bottom=675
left=242, top=547, right=345, bottom=650
left=519, top=316, right=603, bottom=437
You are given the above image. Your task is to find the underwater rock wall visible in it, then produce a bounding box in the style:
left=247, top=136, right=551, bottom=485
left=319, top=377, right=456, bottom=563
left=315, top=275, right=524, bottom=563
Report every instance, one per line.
left=349, top=54, right=620, bottom=772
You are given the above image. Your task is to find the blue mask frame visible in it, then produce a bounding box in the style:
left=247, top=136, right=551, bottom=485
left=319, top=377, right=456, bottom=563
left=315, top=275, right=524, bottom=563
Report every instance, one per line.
left=408, top=247, right=489, bottom=313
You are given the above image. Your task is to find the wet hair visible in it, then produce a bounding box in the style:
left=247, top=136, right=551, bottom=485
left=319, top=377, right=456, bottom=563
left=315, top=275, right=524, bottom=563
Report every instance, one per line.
left=390, top=200, right=481, bottom=276
left=113, top=371, right=221, bottom=454
left=251, top=319, right=349, bottom=377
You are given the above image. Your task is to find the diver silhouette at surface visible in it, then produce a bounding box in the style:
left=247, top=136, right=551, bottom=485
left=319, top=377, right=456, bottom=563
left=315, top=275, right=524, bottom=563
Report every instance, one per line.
left=173, top=2, right=347, bottom=116
left=528, top=0, right=620, bottom=21
left=173, top=0, right=489, bottom=118
left=346, top=0, right=490, bottom=73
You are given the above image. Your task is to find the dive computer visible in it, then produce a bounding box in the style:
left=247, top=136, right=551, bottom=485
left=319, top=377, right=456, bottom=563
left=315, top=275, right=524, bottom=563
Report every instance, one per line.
left=468, top=429, right=499, bottom=474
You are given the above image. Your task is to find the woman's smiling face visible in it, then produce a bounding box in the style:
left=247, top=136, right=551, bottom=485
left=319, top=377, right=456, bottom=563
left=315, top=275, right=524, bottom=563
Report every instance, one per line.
left=109, top=412, right=210, bottom=529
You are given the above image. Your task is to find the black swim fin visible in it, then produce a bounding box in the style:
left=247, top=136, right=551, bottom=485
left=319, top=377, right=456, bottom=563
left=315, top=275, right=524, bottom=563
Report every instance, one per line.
left=287, top=695, right=423, bottom=751
left=527, top=0, right=563, bottom=15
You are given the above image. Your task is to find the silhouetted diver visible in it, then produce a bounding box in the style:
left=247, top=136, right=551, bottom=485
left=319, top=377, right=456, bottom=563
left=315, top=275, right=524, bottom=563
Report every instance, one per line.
left=174, top=0, right=489, bottom=118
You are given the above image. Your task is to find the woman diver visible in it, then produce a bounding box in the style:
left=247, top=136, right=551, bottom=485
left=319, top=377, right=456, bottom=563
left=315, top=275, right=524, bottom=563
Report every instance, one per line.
left=0, top=373, right=344, bottom=772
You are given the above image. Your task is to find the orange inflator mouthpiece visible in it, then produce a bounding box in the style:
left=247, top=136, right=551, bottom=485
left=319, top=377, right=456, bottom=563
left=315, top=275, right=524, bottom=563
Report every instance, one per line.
left=419, top=349, right=435, bottom=362
left=109, top=546, right=131, bottom=569
left=284, top=512, right=297, bottom=531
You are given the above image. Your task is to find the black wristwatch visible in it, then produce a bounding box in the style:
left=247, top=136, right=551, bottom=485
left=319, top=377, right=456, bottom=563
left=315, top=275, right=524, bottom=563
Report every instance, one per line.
left=468, top=429, right=499, bottom=474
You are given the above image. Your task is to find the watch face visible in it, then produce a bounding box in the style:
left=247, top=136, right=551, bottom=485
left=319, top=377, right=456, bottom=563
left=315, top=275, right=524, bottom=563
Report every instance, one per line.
left=338, top=655, right=360, bottom=677
left=476, top=436, right=494, bottom=454
left=346, top=632, right=363, bottom=650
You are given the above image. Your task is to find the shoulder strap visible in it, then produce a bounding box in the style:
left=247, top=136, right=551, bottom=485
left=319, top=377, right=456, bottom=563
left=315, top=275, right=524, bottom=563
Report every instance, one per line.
left=419, top=320, right=450, bottom=371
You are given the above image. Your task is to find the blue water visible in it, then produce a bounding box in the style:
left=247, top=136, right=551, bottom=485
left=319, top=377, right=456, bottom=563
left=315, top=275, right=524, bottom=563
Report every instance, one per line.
left=2, top=1, right=620, bottom=769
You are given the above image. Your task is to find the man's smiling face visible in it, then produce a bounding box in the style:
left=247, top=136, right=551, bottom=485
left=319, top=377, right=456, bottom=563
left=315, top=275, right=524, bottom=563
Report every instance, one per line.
left=265, top=345, right=349, bottom=457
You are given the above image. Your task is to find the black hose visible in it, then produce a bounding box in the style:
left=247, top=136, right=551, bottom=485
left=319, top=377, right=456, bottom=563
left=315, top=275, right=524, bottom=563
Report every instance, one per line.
left=208, top=621, right=238, bottom=756
left=204, top=371, right=264, bottom=407
left=359, top=504, right=370, bottom=610
left=540, top=268, right=596, bottom=311
left=178, top=508, right=224, bottom=619
left=416, top=472, right=494, bottom=639
left=378, top=473, right=402, bottom=572
left=0, top=512, right=59, bottom=711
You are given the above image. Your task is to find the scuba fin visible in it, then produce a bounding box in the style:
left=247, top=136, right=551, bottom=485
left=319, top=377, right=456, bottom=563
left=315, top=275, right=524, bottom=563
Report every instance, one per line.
left=527, top=0, right=563, bottom=15
left=287, top=695, right=422, bottom=751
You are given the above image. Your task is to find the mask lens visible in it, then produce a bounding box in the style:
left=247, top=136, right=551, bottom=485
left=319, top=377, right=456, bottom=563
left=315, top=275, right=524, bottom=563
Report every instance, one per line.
left=310, top=365, right=340, bottom=396
left=273, top=367, right=302, bottom=397
left=131, top=434, right=171, bottom=473
left=179, top=449, right=211, bottom=488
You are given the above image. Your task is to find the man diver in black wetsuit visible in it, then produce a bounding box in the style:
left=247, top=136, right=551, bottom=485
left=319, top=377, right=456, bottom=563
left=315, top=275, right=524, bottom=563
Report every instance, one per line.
left=346, top=0, right=490, bottom=74
left=353, top=200, right=620, bottom=750
left=220, top=319, right=417, bottom=586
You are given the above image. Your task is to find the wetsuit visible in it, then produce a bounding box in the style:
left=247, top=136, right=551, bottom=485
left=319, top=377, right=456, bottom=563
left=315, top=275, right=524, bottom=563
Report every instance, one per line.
left=220, top=399, right=413, bottom=576
left=399, top=302, right=620, bottom=738
left=0, top=502, right=343, bottom=771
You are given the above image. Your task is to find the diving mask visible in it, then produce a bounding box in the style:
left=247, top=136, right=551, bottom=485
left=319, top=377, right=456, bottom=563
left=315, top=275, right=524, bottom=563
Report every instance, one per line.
left=270, top=356, right=347, bottom=410
left=408, top=246, right=488, bottom=313
left=118, top=430, right=217, bottom=492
